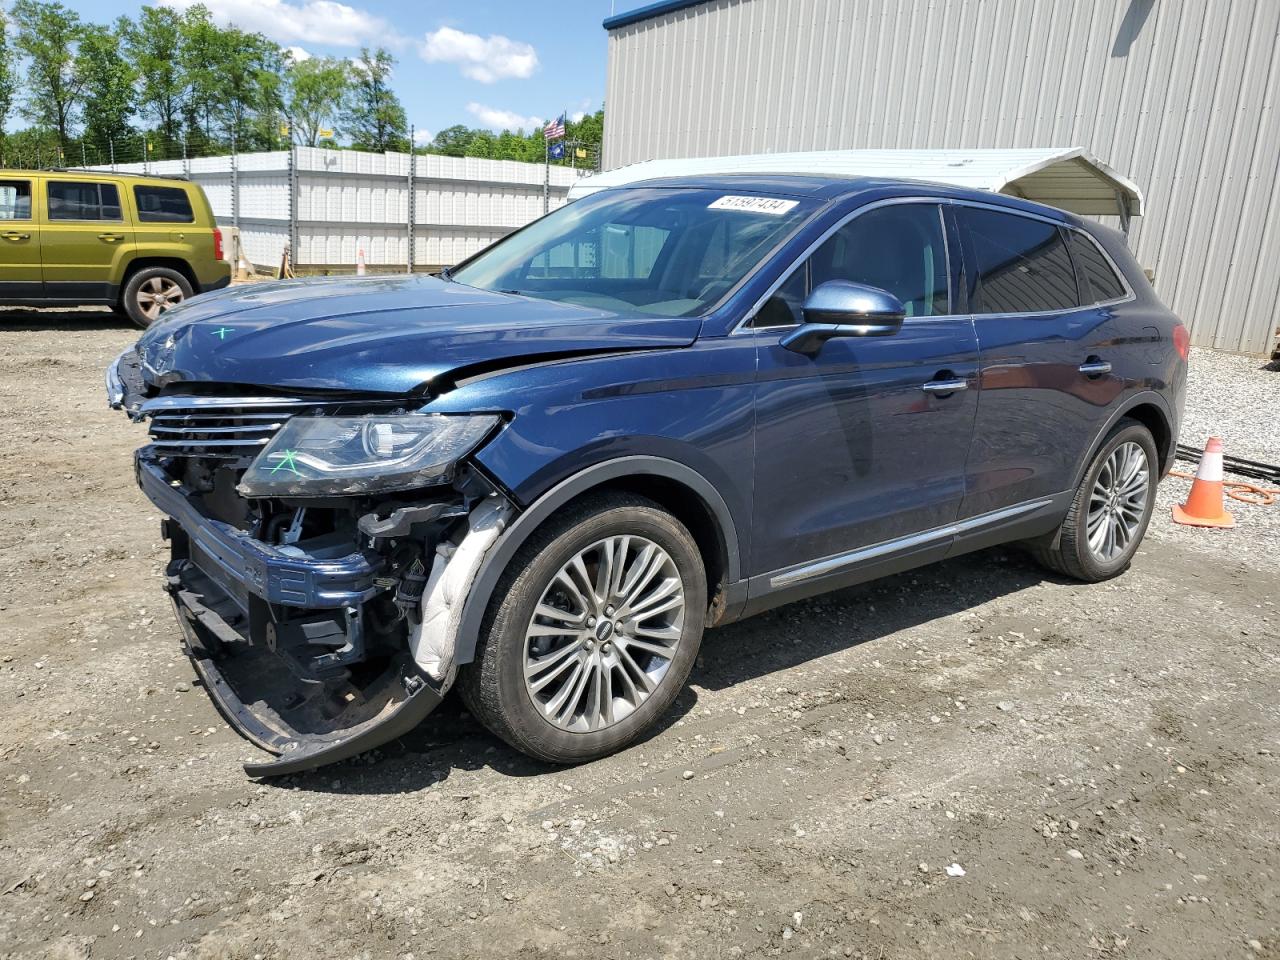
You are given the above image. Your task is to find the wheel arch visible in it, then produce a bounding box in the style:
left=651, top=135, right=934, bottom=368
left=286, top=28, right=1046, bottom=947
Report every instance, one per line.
left=454, top=456, right=743, bottom=668
left=119, top=257, right=200, bottom=303
left=1073, top=392, right=1174, bottom=490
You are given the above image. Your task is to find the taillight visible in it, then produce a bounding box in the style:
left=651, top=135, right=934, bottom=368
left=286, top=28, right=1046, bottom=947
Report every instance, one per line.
left=212, top=227, right=224, bottom=261
left=1173, top=323, right=1190, bottom=361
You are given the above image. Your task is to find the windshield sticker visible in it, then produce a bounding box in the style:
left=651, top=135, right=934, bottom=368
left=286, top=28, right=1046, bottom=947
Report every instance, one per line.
left=708, top=195, right=799, bottom=215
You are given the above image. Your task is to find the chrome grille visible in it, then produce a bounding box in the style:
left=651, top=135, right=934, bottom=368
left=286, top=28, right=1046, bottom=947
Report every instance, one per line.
left=142, top=396, right=348, bottom=461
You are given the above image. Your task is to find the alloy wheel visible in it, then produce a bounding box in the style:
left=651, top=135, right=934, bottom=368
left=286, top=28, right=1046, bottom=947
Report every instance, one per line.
left=1086, top=440, right=1150, bottom=563
left=523, top=535, right=686, bottom=732
left=136, top=276, right=185, bottom=322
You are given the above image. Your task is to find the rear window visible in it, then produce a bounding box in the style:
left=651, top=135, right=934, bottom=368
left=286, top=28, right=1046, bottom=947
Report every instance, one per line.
left=1069, top=230, right=1127, bottom=303
left=134, top=185, right=195, bottom=223
left=959, top=207, right=1078, bottom=314
left=48, top=181, right=122, bottom=221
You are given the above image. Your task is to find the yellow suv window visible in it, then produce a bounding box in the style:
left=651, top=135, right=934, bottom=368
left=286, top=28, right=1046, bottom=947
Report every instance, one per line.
left=0, top=179, right=32, bottom=220
left=48, top=181, right=123, bottom=221
left=134, top=185, right=194, bottom=223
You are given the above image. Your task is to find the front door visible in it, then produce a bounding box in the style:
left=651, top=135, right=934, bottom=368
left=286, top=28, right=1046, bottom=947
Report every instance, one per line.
left=0, top=177, right=42, bottom=298
left=38, top=178, right=135, bottom=303
left=749, top=201, right=980, bottom=593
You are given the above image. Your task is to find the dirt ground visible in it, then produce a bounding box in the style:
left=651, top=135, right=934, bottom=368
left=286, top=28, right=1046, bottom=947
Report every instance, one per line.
left=1, top=310, right=1277, bottom=960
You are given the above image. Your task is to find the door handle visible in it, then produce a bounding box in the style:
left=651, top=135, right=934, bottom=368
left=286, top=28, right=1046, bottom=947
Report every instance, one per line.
left=1078, top=360, right=1112, bottom=377
left=2, top=232, right=30, bottom=240
left=921, top=378, right=968, bottom=394
left=98, top=233, right=123, bottom=242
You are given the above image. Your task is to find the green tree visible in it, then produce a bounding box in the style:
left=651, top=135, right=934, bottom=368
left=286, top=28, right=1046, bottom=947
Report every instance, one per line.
left=213, top=28, right=284, bottom=149
left=285, top=55, right=350, bottom=147
left=0, top=9, right=17, bottom=160
left=123, top=5, right=185, bottom=144
left=346, top=48, right=408, bottom=152
left=76, top=21, right=135, bottom=152
left=11, top=0, right=85, bottom=151
left=430, top=124, right=474, bottom=157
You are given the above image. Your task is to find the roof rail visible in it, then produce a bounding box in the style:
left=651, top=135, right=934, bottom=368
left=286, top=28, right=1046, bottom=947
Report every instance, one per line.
left=40, top=166, right=190, bottom=181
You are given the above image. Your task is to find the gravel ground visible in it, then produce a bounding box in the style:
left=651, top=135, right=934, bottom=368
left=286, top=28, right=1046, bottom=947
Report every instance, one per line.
left=1, top=313, right=1277, bottom=960
left=1150, top=346, right=1280, bottom=570
left=1179, top=347, right=1280, bottom=464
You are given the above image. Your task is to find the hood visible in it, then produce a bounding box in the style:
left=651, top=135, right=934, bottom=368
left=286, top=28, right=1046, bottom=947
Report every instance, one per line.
left=134, top=274, right=701, bottom=396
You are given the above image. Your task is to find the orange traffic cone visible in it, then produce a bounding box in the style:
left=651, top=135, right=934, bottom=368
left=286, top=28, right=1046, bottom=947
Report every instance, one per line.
left=1172, top=437, right=1236, bottom=528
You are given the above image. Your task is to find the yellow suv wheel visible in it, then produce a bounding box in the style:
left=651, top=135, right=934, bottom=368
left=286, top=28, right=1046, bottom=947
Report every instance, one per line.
left=122, top=267, right=193, bottom=329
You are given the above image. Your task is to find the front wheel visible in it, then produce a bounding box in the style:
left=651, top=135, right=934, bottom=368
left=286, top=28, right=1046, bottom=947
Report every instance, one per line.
left=121, top=267, right=193, bottom=328
left=1030, top=418, right=1158, bottom=581
left=459, top=492, right=707, bottom=764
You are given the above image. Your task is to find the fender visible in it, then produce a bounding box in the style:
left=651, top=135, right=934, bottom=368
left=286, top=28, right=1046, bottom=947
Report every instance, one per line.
left=1071, top=389, right=1174, bottom=490
left=452, top=455, right=743, bottom=666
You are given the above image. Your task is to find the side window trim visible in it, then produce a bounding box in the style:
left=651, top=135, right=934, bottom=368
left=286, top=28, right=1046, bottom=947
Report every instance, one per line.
left=951, top=199, right=1137, bottom=317
left=740, top=197, right=956, bottom=331
left=46, top=180, right=125, bottom=223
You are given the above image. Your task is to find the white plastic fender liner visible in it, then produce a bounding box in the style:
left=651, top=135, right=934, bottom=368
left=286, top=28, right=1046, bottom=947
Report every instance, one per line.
left=409, top=496, right=513, bottom=684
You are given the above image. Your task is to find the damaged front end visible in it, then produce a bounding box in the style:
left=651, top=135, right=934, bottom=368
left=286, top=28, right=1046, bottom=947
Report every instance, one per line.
left=110, top=349, right=511, bottom=777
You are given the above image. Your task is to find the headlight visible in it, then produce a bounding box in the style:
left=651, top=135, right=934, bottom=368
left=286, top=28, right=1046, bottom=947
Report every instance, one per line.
left=238, top=414, right=499, bottom=497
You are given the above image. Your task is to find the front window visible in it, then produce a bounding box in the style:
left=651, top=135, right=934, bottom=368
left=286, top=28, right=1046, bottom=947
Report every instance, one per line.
left=451, top=188, right=818, bottom=317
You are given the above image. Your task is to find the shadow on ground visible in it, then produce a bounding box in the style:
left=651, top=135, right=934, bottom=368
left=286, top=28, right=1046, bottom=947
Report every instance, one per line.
left=0, top=307, right=134, bottom=332
left=278, top=545, right=1058, bottom=796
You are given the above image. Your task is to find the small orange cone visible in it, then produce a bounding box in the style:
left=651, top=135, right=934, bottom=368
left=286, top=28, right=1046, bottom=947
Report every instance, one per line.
left=1172, top=437, right=1236, bottom=528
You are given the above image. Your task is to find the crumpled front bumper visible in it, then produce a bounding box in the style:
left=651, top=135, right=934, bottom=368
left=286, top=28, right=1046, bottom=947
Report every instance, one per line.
left=136, top=453, right=446, bottom=777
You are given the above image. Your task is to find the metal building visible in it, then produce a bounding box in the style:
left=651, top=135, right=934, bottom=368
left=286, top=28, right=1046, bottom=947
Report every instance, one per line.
left=601, top=0, right=1280, bottom=355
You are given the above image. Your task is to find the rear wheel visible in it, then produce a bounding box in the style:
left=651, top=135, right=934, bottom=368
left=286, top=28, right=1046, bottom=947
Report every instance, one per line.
left=122, top=266, right=193, bottom=328
left=1031, top=418, right=1158, bottom=581
left=459, top=492, right=706, bottom=764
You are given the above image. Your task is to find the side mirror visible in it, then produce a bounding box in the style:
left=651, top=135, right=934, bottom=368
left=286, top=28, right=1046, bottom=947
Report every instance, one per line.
left=781, top=280, right=906, bottom=355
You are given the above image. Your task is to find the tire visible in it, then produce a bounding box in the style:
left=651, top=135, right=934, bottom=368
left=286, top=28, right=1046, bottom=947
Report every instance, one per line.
left=1030, top=418, right=1159, bottom=582
left=459, top=492, right=707, bottom=764
left=121, top=266, right=194, bottom=329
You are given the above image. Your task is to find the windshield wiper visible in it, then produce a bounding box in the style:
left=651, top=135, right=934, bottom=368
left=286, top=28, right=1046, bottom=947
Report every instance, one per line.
left=438, top=266, right=453, bottom=282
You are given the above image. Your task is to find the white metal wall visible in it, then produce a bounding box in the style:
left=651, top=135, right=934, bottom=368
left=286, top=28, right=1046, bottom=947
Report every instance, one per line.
left=98, top=148, right=581, bottom=271
left=603, top=0, right=1280, bottom=355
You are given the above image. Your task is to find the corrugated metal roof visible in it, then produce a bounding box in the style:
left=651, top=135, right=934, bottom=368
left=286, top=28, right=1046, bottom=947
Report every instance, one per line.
left=567, top=147, right=1143, bottom=218
left=603, top=0, right=712, bottom=30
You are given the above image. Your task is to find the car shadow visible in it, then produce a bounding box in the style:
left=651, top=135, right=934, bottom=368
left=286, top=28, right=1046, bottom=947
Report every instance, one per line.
left=285, top=545, right=1060, bottom=796
left=0, top=307, right=135, bottom=332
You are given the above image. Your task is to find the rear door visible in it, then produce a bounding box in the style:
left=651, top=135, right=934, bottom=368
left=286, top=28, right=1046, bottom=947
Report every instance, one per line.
left=0, top=177, right=41, bottom=298
left=130, top=182, right=212, bottom=270
left=39, top=178, right=135, bottom=303
left=749, top=200, right=980, bottom=589
left=954, top=203, right=1122, bottom=520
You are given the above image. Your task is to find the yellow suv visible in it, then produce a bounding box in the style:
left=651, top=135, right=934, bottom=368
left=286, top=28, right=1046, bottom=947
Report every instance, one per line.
left=0, top=169, right=231, bottom=328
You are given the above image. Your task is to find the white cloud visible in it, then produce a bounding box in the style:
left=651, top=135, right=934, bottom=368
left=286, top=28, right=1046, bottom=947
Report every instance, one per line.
left=413, top=128, right=434, bottom=145
left=284, top=45, right=312, bottom=62
left=570, top=110, right=586, bottom=123
left=159, top=0, right=391, bottom=47
left=466, top=102, right=543, bottom=132
left=420, top=26, right=538, bottom=83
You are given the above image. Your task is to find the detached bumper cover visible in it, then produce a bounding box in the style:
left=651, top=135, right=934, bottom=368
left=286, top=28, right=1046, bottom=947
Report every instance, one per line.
left=136, top=452, right=444, bottom=777
left=136, top=454, right=382, bottom=609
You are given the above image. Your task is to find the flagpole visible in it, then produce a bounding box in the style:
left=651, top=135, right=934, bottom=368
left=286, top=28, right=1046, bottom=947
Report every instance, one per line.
left=543, top=133, right=549, bottom=215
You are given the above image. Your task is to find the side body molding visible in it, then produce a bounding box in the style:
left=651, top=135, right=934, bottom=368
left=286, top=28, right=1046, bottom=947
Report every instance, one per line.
left=451, top=456, right=744, bottom=666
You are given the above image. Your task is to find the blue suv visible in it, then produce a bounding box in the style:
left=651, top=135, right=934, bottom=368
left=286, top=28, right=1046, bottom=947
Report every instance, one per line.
left=107, top=175, right=1187, bottom=776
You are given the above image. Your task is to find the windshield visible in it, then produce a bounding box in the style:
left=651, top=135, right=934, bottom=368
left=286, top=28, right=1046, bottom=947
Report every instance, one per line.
left=450, top=187, right=819, bottom=317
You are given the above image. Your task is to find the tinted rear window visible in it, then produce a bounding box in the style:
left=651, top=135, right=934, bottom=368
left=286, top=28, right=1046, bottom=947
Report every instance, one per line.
left=134, top=185, right=195, bottom=223
left=48, top=181, right=123, bottom=221
left=1069, top=230, right=1127, bottom=303
left=959, top=207, right=1078, bottom=314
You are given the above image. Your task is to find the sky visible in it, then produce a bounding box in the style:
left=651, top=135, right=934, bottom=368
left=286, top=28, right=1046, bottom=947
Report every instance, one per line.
left=43, top=0, right=658, bottom=142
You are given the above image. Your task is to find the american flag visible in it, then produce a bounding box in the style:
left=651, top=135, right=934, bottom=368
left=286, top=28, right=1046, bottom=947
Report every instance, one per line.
left=543, top=113, right=566, bottom=141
